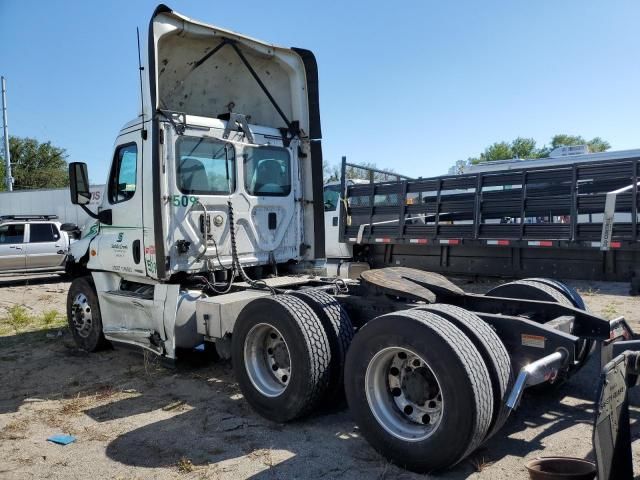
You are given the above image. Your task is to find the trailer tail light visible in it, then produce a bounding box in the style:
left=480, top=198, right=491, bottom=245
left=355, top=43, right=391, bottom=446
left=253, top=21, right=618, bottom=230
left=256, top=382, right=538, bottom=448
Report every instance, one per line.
left=409, top=238, right=429, bottom=244
left=527, top=240, right=553, bottom=247
left=439, top=239, right=460, bottom=245
left=487, top=240, right=510, bottom=246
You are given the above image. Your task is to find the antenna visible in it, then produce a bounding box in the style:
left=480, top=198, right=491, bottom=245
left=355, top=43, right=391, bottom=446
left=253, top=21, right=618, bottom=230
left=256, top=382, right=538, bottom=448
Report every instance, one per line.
left=136, top=27, right=145, bottom=120
left=1, top=76, right=12, bottom=191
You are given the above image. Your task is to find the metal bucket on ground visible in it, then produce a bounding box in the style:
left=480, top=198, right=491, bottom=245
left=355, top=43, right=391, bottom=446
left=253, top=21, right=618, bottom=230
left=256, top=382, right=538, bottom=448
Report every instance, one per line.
left=525, top=457, right=596, bottom=480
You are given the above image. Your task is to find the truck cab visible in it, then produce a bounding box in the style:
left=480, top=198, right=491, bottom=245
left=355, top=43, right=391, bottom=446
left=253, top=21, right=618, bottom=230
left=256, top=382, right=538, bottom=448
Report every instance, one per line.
left=66, top=5, right=324, bottom=356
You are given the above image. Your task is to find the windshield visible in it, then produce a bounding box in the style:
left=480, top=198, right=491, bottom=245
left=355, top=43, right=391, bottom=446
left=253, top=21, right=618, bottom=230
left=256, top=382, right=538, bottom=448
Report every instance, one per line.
left=244, top=146, right=291, bottom=197
left=176, top=136, right=235, bottom=195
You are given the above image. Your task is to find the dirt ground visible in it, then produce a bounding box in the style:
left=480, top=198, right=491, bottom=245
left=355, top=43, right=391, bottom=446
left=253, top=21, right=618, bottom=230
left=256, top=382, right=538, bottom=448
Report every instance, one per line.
left=1, top=274, right=639, bottom=479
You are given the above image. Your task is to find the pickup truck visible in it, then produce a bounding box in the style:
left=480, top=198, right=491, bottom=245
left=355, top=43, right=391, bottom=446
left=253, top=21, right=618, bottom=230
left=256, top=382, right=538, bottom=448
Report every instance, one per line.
left=0, top=215, right=73, bottom=274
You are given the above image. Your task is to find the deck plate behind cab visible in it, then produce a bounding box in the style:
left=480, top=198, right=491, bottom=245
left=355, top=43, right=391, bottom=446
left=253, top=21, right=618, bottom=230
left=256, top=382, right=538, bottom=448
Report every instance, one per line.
left=360, top=267, right=464, bottom=302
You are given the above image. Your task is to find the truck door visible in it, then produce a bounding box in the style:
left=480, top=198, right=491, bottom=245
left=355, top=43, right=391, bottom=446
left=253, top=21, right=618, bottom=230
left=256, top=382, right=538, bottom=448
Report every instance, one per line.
left=93, top=135, right=144, bottom=276
left=0, top=223, right=26, bottom=272
left=24, top=223, right=65, bottom=269
left=324, top=184, right=352, bottom=259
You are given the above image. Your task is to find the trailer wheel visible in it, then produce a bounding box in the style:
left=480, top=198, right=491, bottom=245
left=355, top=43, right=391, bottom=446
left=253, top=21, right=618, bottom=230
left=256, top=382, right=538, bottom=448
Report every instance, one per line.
left=485, top=279, right=573, bottom=306
left=525, top=278, right=587, bottom=311
left=232, top=294, right=331, bottom=422
left=524, top=278, right=594, bottom=367
left=486, top=279, right=591, bottom=381
left=344, top=309, right=493, bottom=472
left=290, top=290, right=354, bottom=401
left=415, top=304, right=512, bottom=439
left=66, top=275, right=109, bottom=352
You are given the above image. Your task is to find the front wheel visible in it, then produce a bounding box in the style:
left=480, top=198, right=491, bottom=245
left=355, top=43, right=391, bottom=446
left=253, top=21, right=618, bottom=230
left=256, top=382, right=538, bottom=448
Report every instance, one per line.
left=66, top=275, right=109, bottom=351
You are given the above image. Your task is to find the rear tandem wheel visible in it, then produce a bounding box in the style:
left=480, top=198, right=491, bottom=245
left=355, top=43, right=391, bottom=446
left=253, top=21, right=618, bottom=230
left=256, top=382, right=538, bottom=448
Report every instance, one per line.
left=486, top=278, right=593, bottom=374
left=290, top=289, right=354, bottom=402
left=231, top=294, right=332, bottom=422
left=344, top=309, right=494, bottom=472
left=415, top=304, right=512, bottom=440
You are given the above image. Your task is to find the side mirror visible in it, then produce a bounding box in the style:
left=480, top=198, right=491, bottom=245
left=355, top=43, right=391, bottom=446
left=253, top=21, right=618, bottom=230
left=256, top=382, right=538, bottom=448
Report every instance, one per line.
left=69, top=162, right=91, bottom=205
left=60, top=222, right=79, bottom=232
left=60, top=223, right=81, bottom=239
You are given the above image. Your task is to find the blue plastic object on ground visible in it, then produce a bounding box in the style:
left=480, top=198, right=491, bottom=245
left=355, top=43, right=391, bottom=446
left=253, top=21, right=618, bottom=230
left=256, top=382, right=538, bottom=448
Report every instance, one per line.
left=47, top=434, right=76, bottom=445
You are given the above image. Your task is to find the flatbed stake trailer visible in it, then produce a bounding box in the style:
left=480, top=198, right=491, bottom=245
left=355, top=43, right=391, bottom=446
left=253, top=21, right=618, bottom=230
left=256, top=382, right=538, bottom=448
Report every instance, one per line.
left=64, top=5, right=639, bottom=474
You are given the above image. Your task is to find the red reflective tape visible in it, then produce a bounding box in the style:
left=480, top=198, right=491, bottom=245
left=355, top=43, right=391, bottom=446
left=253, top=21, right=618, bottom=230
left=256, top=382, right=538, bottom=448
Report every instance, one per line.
left=375, top=238, right=391, bottom=243
left=440, top=239, right=460, bottom=245
left=409, top=238, right=429, bottom=244
left=528, top=240, right=553, bottom=247
left=610, top=241, right=621, bottom=248
left=487, top=240, right=510, bottom=246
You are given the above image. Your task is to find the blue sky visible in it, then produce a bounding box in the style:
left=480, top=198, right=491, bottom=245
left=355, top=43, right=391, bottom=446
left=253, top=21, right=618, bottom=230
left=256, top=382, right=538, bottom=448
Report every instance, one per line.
left=1, top=1, right=639, bottom=182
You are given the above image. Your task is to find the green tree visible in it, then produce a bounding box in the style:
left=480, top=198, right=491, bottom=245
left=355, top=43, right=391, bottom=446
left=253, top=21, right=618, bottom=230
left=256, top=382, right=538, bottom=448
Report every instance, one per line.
left=462, top=133, right=611, bottom=171
left=586, top=137, right=611, bottom=153
left=550, top=134, right=610, bottom=153
left=511, top=137, right=539, bottom=159
left=0, top=136, right=69, bottom=191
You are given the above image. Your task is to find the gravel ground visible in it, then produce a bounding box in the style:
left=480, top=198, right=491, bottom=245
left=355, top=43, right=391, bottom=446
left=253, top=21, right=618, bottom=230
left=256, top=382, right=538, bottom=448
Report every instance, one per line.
left=0, top=273, right=639, bottom=479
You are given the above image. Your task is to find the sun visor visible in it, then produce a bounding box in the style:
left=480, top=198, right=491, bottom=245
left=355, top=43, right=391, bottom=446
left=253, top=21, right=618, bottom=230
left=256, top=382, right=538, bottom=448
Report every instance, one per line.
left=150, top=7, right=311, bottom=136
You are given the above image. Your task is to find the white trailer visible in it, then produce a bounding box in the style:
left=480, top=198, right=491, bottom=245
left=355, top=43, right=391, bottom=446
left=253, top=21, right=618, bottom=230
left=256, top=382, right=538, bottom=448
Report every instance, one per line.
left=0, top=185, right=104, bottom=231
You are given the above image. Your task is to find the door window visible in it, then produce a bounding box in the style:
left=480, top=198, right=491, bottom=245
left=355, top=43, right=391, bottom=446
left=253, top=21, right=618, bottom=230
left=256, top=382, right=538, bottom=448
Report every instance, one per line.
left=324, top=185, right=341, bottom=212
left=0, top=224, right=25, bottom=244
left=108, top=143, right=138, bottom=204
left=244, top=146, right=291, bottom=196
left=29, top=223, right=59, bottom=243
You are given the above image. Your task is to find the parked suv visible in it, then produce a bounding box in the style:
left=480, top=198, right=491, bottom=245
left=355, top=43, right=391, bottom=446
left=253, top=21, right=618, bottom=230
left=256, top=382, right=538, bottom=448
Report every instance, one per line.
left=0, top=215, right=72, bottom=274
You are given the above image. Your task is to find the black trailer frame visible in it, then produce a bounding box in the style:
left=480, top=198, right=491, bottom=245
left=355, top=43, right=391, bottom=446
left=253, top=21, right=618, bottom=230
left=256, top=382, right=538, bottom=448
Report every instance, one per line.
left=338, top=156, right=640, bottom=281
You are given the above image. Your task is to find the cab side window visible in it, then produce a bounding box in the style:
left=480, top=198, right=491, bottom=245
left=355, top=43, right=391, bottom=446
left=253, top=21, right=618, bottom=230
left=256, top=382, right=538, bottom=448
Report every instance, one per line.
left=0, top=224, right=25, bottom=244
left=108, top=143, right=138, bottom=204
left=29, top=223, right=60, bottom=243
left=324, top=185, right=341, bottom=212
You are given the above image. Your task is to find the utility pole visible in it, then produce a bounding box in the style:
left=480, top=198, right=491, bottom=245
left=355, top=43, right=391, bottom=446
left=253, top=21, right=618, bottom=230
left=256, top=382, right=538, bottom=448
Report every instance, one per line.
left=2, top=76, right=13, bottom=191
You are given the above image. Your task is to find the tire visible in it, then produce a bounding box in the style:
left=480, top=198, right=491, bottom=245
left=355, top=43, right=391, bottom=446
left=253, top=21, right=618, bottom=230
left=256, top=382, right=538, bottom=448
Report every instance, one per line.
left=524, top=278, right=594, bottom=367
left=525, top=278, right=587, bottom=310
left=344, top=309, right=493, bottom=472
left=232, top=294, right=331, bottom=423
left=290, top=289, right=354, bottom=402
left=415, top=304, right=512, bottom=439
left=66, top=275, right=109, bottom=351
left=486, top=279, right=587, bottom=387
left=485, top=280, right=573, bottom=306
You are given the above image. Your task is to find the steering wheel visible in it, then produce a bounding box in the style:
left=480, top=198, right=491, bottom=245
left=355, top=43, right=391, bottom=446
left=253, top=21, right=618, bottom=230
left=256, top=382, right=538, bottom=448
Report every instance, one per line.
left=258, top=183, right=284, bottom=194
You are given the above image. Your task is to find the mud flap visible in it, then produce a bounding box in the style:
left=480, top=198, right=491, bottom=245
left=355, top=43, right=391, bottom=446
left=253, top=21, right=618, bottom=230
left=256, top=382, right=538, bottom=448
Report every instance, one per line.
left=593, top=350, right=640, bottom=480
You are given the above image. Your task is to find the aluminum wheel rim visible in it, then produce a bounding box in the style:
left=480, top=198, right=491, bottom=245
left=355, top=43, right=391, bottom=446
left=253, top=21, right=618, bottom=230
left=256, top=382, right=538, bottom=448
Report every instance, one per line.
left=365, top=347, right=444, bottom=442
left=244, top=323, right=291, bottom=398
left=71, top=293, right=93, bottom=338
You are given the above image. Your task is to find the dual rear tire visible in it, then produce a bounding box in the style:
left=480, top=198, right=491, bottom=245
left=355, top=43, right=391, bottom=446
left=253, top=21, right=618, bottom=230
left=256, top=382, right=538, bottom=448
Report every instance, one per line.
left=232, top=292, right=354, bottom=423
left=486, top=278, right=593, bottom=369
left=344, top=308, right=504, bottom=472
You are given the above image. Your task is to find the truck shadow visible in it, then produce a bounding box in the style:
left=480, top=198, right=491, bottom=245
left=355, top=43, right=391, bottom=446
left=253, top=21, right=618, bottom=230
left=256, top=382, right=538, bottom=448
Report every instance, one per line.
left=2, top=328, right=638, bottom=479
left=0, top=273, right=68, bottom=287
left=100, top=350, right=640, bottom=479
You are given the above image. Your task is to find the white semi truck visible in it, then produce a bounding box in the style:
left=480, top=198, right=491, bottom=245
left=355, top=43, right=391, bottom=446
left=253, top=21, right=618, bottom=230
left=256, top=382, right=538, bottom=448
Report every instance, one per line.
left=64, top=5, right=637, bottom=474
